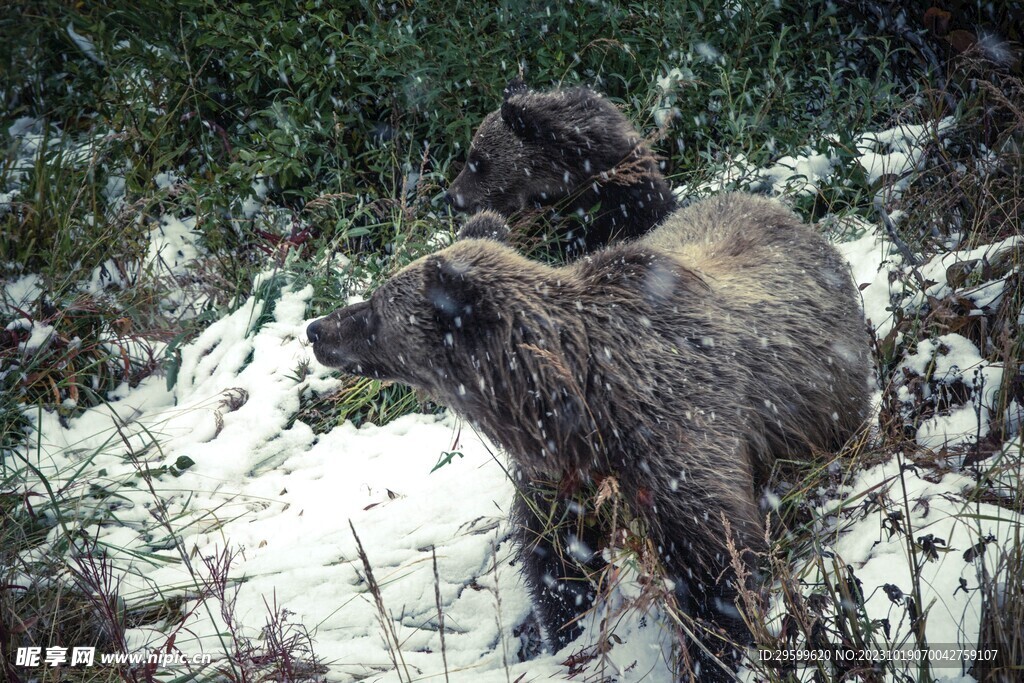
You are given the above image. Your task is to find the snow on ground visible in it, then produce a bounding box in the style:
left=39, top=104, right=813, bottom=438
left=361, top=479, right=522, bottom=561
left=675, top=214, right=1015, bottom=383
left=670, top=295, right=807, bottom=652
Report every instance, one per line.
left=6, top=117, right=1021, bottom=683
left=0, top=274, right=44, bottom=314
left=855, top=120, right=956, bottom=189
left=834, top=220, right=904, bottom=339
left=4, top=317, right=54, bottom=354
left=678, top=118, right=955, bottom=201
left=823, top=458, right=1016, bottom=649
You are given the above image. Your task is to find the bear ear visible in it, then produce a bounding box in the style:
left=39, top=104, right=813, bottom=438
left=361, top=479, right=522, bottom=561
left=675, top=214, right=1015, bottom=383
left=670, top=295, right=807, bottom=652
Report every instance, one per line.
left=457, top=211, right=510, bottom=243
left=501, top=86, right=591, bottom=149
left=424, top=254, right=490, bottom=330
left=503, top=77, right=528, bottom=101
left=500, top=93, right=537, bottom=140
left=501, top=78, right=551, bottom=141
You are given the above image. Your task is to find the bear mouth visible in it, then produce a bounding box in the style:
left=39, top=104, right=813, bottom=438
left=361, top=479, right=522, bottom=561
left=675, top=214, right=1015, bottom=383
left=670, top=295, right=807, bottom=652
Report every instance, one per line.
left=448, top=195, right=481, bottom=215
left=310, top=343, right=392, bottom=381
left=309, top=342, right=353, bottom=370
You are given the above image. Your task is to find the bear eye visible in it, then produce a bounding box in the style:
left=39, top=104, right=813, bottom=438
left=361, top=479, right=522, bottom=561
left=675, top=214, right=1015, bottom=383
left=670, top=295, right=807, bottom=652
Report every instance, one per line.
left=467, top=156, right=486, bottom=175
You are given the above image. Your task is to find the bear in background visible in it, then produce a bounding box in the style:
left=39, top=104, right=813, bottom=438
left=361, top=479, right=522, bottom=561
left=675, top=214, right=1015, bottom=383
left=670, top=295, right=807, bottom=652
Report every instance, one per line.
left=307, top=193, right=870, bottom=681
left=446, top=80, right=676, bottom=259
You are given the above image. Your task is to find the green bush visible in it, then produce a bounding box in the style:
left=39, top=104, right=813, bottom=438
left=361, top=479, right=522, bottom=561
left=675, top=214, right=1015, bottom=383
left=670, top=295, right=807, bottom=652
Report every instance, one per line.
left=4, top=0, right=904, bottom=253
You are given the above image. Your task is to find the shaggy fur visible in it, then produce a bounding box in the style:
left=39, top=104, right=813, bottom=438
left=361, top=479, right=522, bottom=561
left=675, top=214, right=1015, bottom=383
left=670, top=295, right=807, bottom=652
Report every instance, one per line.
left=446, top=80, right=676, bottom=258
left=307, top=193, right=870, bottom=680
left=456, top=209, right=510, bottom=242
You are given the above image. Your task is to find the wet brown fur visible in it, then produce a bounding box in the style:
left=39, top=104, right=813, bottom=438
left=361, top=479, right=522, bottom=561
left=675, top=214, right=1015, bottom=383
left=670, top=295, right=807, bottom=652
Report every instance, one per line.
left=307, top=193, right=870, bottom=680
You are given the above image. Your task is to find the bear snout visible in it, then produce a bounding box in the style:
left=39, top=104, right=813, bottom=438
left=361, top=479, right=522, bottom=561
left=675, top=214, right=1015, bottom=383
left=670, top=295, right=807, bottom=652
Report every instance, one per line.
left=305, top=301, right=376, bottom=371
left=305, top=319, right=323, bottom=344
left=445, top=188, right=470, bottom=211
left=446, top=175, right=483, bottom=213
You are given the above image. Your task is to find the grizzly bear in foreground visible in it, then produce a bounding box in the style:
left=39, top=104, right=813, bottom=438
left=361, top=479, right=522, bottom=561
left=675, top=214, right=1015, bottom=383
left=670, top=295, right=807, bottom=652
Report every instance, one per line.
left=446, top=80, right=676, bottom=258
left=306, top=194, right=870, bottom=681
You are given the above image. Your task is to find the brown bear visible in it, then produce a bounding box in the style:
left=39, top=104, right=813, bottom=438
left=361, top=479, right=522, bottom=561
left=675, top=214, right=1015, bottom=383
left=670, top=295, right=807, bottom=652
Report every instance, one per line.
left=446, top=80, right=676, bottom=259
left=306, top=193, right=870, bottom=681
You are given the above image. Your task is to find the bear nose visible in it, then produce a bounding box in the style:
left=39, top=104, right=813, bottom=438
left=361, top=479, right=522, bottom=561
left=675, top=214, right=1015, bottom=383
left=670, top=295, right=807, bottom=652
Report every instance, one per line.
left=306, top=319, right=322, bottom=344
left=445, top=190, right=470, bottom=211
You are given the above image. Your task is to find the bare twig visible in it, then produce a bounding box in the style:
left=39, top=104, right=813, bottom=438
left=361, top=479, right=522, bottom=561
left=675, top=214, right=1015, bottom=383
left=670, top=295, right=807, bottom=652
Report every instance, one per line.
left=431, top=546, right=450, bottom=683
left=350, top=520, right=410, bottom=683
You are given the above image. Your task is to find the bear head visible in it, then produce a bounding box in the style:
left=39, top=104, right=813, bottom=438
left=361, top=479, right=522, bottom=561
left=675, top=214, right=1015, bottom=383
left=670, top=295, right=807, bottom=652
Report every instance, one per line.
left=446, top=80, right=646, bottom=218
left=305, top=239, right=562, bottom=408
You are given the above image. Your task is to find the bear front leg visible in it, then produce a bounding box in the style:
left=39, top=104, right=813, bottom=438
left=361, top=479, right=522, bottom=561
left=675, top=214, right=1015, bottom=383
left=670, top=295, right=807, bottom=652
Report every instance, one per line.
left=672, top=571, right=751, bottom=682
left=661, top=505, right=762, bottom=681
left=510, top=485, right=605, bottom=651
